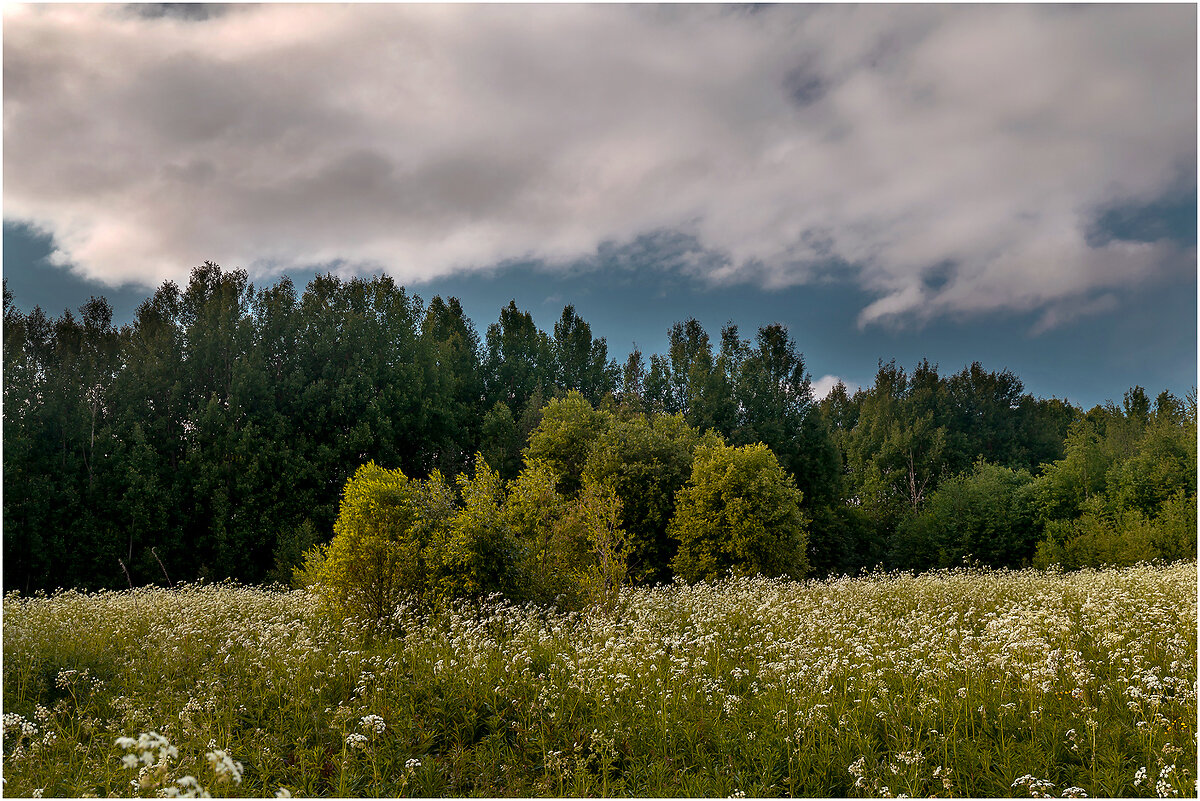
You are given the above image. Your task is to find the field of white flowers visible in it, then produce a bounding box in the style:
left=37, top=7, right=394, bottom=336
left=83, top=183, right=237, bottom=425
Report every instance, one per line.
left=3, top=562, right=1195, bottom=798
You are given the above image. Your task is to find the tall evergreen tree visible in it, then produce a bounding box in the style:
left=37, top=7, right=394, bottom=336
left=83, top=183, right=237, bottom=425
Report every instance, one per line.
left=483, top=300, right=552, bottom=422
left=421, top=295, right=484, bottom=477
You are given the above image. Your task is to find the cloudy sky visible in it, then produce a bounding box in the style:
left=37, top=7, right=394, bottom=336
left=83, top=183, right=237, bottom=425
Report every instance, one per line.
left=4, top=3, right=1196, bottom=408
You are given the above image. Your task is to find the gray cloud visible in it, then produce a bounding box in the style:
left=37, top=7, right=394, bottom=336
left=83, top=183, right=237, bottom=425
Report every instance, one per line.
left=3, top=4, right=1194, bottom=329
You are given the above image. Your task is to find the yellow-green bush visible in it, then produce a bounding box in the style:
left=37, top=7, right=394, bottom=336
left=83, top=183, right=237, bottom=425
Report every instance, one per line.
left=503, top=460, right=589, bottom=605
left=1034, top=492, right=1197, bottom=570
left=570, top=478, right=629, bottom=613
left=425, top=460, right=523, bottom=603
left=670, top=442, right=809, bottom=581
left=297, top=462, right=437, bottom=631
left=301, top=459, right=550, bottom=628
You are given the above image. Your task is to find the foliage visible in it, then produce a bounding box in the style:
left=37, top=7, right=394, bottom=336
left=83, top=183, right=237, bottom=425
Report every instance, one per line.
left=569, top=479, right=630, bottom=614
left=2, top=264, right=1193, bottom=593
left=550, top=305, right=620, bottom=405
left=725, top=323, right=842, bottom=507
left=1105, top=416, right=1196, bottom=517
left=581, top=413, right=715, bottom=583
left=301, top=457, right=541, bottom=625
left=893, top=461, right=1037, bottom=570
left=806, top=504, right=887, bottom=577
left=421, top=295, right=484, bottom=478
left=502, top=460, right=586, bottom=605
left=1034, top=494, right=1198, bottom=572
left=670, top=443, right=809, bottom=581
left=524, top=391, right=613, bottom=496
left=1031, top=390, right=1196, bottom=569
left=267, top=519, right=320, bottom=587
left=297, top=462, right=428, bottom=632
left=482, top=300, right=553, bottom=423
left=425, top=460, right=523, bottom=604
left=479, top=401, right=522, bottom=480
left=1148, top=490, right=1200, bottom=562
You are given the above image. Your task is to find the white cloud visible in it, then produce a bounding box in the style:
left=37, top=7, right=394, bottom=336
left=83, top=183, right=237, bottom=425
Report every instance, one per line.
left=3, top=4, right=1194, bottom=328
left=812, top=374, right=858, bottom=401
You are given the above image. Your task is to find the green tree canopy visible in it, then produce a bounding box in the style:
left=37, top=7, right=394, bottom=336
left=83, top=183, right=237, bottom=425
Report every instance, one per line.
left=582, top=412, right=717, bottom=582
left=299, top=462, right=427, bottom=632
left=483, top=300, right=553, bottom=421
left=894, top=461, right=1037, bottom=570
left=524, top=391, right=614, bottom=496
left=670, top=443, right=809, bottom=582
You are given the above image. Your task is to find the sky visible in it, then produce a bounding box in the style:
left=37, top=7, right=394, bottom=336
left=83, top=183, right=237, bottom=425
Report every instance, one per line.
left=3, top=3, right=1196, bottom=410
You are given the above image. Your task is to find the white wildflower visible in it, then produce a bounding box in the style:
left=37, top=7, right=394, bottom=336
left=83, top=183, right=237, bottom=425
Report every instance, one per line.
left=1012, top=774, right=1055, bottom=798
left=159, top=775, right=211, bottom=798
left=205, top=750, right=243, bottom=784
left=116, top=732, right=177, bottom=772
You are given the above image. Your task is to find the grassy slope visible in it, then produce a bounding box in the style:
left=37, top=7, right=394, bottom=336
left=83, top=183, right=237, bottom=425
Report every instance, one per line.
left=3, top=563, right=1196, bottom=797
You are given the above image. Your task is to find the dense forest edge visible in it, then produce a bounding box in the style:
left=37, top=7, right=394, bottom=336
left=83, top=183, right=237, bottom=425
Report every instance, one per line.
left=3, top=262, right=1196, bottom=596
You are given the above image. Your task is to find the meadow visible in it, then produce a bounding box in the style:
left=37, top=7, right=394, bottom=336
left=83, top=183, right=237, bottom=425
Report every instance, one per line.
left=3, top=562, right=1195, bottom=798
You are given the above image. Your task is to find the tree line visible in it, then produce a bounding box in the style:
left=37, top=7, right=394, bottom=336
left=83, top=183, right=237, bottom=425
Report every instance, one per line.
left=3, top=263, right=1194, bottom=593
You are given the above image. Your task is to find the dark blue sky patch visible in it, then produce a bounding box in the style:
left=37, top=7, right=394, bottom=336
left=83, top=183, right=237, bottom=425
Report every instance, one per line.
left=920, top=261, right=956, bottom=294
left=4, top=221, right=1193, bottom=411
left=2, top=222, right=149, bottom=321
left=128, top=4, right=230, bottom=22
left=1087, top=187, right=1197, bottom=247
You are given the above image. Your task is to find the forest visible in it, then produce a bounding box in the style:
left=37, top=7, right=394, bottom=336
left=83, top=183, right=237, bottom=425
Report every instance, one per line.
left=3, top=262, right=1196, bottom=596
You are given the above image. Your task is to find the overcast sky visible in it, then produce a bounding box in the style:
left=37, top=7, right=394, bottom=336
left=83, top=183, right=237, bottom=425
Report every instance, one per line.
left=3, top=3, right=1196, bottom=408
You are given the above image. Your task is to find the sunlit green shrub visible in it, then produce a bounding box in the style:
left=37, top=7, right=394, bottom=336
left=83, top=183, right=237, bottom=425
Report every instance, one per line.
left=570, top=478, right=629, bottom=613
left=525, top=391, right=613, bottom=496
left=670, top=442, right=808, bottom=581
left=425, top=460, right=523, bottom=603
left=503, top=460, right=588, bottom=606
left=1035, top=492, right=1197, bottom=570
left=296, top=462, right=430, bottom=630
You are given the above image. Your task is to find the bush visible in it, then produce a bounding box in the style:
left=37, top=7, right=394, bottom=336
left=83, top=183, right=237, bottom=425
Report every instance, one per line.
left=1149, top=490, right=1198, bottom=561
left=1106, top=418, right=1196, bottom=517
left=525, top=391, right=613, bottom=496
left=581, top=413, right=714, bottom=582
left=570, top=479, right=629, bottom=613
left=425, top=460, right=523, bottom=603
left=1033, top=510, right=1156, bottom=570
left=670, top=443, right=808, bottom=581
left=1034, top=492, right=1197, bottom=570
left=892, top=461, right=1037, bottom=570
left=296, top=462, right=429, bottom=633
left=503, top=460, right=588, bottom=606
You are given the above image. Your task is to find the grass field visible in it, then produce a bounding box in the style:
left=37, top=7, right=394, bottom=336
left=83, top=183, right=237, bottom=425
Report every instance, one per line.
left=3, top=562, right=1195, bottom=797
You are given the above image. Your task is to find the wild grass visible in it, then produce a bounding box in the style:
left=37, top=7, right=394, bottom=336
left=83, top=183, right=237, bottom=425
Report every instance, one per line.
left=3, top=562, right=1195, bottom=797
